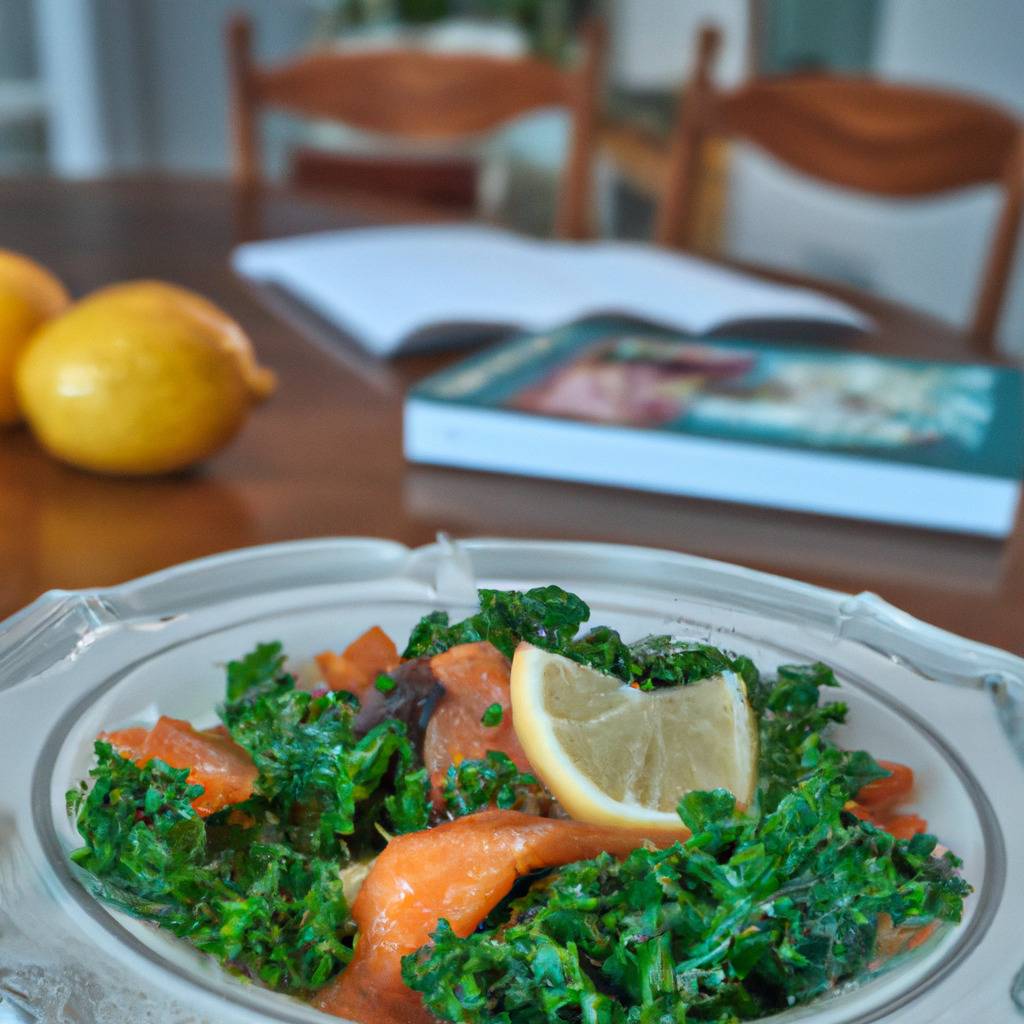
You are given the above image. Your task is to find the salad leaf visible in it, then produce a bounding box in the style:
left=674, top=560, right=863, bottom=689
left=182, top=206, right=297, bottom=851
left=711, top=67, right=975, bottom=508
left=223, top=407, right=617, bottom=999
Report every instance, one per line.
left=69, top=741, right=206, bottom=914
left=753, top=662, right=887, bottom=812
left=68, top=642, right=434, bottom=992
left=225, top=640, right=289, bottom=702
left=403, top=751, right=971, bottom=1024
left=219, top=664, right=429, bottom=853
left=68, top=742, right=352, bottom=993
left=403, top=586, right=590, bottom=660
left=442, top=751, right=542, bottom=817
left=404, top=587, right=752, bottom=689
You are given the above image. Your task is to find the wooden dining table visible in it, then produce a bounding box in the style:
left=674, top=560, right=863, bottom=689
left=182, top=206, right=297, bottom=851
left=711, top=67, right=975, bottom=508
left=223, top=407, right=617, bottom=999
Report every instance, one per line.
left=1, top=176, right=1021, bottom=657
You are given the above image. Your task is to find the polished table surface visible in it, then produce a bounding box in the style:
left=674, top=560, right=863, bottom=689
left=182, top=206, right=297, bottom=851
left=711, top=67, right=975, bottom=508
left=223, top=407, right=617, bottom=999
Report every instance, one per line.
left=1, top=177, right=1021, bottom=656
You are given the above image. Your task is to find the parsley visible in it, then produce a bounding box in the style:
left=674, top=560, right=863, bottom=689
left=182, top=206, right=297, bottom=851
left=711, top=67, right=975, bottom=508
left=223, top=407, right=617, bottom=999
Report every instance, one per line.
left=481, top=703, right=504, bottom=727
left=68, top=642, right=433, bottom=993
left=375, top=672, right=397, bottom=693
left=403, top=586, right=589, bottom=660
left=225, top=640, right=289, bottom=701
left=404, top=751, right=971, bottom=1023
left=442, top=752, right=541, bottom=817
left=404, top=587, right=751, bottom=689
left=752, top=661, right=887, bottom=812
left=69, top=743, right=353, bottom=992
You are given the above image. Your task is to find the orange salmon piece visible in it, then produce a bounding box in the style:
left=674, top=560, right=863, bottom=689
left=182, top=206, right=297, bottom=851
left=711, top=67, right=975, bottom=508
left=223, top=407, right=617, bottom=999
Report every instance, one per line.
left=314, top=809, right=686, bottom=1024
left=875, top=812, right=928, bottom=840
left=844, top=801, right=928, bottom=840
left=103, top=715, right=257, bottom=817
left=317, top=626, right=400, bottom=694
left=871, top=915, right=940, bottom=969
left=856, top=761, right=915, bottom=811
left=423, top=642, right=530, bottom=798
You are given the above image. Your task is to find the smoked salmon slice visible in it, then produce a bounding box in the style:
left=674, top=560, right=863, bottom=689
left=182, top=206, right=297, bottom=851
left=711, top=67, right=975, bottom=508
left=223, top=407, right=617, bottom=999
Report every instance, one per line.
left=422, top=642, right=531, bottom=800
left=103, top=715, right=257, bottom=817
left=313, top=808, right=686, bottom=1024
left=316, top=626, right=401, bottom=695
left=856, top=761, right=915, bottom=811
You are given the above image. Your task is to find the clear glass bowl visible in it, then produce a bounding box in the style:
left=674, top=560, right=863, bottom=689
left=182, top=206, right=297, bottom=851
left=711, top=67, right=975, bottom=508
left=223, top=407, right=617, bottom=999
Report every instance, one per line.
left=1, top=537, right=1022, bottom=1024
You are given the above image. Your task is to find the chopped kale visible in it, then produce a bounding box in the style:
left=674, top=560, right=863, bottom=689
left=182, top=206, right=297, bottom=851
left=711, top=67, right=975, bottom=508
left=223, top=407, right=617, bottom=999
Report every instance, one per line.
left=404, top=751, right=971, bottom=1024
left=225, top=640, right=290, bottom=702
left=218, top=665, right=428, bottom=853
left=403, top=586, right=751, bottom=690
left=69, top=742, right=352, bottom=993
left=442, top=751, right=542, bottom=817
left=403, top=586, right=590, bottom=660
left=754, top=661, right=887, bottom=812
left=384, top=766, right=432, bottom=835
left=67, top=642, right=433, bottom=992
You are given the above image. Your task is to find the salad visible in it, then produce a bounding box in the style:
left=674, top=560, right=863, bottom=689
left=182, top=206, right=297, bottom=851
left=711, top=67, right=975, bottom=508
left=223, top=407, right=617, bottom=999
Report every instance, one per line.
left=67, top=586, right=971, bottom=1024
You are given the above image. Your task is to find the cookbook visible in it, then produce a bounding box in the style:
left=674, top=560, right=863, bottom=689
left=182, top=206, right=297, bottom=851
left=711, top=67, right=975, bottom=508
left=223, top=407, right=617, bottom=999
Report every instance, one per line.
left=404, top=319, right=1024, bottom=536
left=231, top=224, right=868, bottom=357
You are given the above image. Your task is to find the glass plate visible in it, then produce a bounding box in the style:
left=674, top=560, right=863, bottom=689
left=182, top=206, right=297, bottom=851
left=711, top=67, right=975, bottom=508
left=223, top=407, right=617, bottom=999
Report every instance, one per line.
left=1, top=537, right=1021, bottom=1024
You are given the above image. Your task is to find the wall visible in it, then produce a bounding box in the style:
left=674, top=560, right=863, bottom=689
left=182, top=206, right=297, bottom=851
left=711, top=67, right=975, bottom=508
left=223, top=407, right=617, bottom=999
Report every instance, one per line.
left=32, top=0, right=318, bottom=176
left=610, top=0, right=750, bottom=90
left=726, top=0, right=1024, bottom=355
left=131, top=0, right=317, bottom=174
left=0, top=0, right=36, bottom=77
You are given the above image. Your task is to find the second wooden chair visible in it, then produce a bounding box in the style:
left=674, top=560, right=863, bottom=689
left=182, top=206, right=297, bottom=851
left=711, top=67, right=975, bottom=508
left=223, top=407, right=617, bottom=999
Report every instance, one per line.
left=656, top=27, right=1024, bottom=355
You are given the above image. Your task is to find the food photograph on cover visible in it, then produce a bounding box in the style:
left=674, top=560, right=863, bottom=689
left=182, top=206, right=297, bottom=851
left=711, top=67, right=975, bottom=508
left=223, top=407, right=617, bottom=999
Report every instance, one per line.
left=1, top=3, right=1023, bottom=1024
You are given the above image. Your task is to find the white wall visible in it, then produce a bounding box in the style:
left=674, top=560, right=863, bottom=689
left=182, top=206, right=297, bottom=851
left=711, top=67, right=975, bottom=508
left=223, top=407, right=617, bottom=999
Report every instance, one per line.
left=610, top=0, right=750, bottom=90
left=32, top=0, right=318, bottom=176
left=726, top=0, right=1024, bottom=355
left=135, top=0, right=317, bottom=174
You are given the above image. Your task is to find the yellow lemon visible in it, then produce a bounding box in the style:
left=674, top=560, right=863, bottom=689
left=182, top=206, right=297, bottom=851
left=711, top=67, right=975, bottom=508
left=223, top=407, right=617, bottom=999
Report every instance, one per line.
left=16, top=280, right=275, bottom=475
left=0, top=249, right=70, bottom=425
left=510, top=644, right=758, bottom=830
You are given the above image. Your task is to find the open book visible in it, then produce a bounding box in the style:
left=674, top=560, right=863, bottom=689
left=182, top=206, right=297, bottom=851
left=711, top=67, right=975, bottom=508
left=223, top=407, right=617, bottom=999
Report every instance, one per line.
left=232, top=224, right=869, bottom=357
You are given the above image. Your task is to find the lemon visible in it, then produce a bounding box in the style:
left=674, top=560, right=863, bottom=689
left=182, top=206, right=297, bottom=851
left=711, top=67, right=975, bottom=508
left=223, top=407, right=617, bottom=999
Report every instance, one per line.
left=81, top=280, right=276, bottom=399
left=0, top=249, right=70, bottom=425
left=15, top=280, right=275, bottom=475
left=510, top=644, right=758, bottom=830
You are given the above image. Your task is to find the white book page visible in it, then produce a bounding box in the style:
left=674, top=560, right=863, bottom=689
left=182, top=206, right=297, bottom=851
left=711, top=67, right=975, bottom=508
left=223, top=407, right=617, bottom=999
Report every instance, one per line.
left=554, top=241, right=869, bottom=333
left=234, top=225, right=588, bottom=355
left=233, top=225, right=868, bottom=356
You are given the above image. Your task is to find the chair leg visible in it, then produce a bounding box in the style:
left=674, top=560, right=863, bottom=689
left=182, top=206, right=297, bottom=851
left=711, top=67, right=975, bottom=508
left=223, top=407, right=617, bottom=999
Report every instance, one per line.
left=970, top=134, right=1024, bottom=356
left=227, top=13, right=261, bottom=189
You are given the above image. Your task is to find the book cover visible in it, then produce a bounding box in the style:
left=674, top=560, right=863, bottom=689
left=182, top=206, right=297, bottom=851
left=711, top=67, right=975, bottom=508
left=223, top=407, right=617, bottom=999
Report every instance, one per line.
left=405, top=319, right=1024, bottom=535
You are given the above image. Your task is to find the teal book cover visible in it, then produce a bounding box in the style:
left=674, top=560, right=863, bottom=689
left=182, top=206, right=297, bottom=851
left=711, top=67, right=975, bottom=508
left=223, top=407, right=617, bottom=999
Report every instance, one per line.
left=411, top=320, right=1024, bottom=481
left=406, top=319, right=1024, bottom=535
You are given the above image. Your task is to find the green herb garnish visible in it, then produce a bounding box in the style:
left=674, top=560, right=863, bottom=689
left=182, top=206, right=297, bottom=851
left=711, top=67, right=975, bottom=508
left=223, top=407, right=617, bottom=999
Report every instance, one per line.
left=404, top=587, right=751, bottom=690
left=67, top=642, right=433, bottom=992
left=374, top=672, right=397, bottom=694
left=69, top=742, right=352, bottom=992
left=751, top=661, right=887, bottom=811
left=481, top=703, right=504, bottom=727
left=404, top=751, right=971, bottom=1023
left=225, top=640, right=289, bottom=701
left=442, top=751, right=541, bottom=817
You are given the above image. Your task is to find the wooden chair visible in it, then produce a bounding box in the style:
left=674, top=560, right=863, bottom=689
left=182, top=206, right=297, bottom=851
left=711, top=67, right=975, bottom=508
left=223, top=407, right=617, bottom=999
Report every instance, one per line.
left=656, top=27, right=1024, bottom=355
left=226, top=14, right=605, bottom=239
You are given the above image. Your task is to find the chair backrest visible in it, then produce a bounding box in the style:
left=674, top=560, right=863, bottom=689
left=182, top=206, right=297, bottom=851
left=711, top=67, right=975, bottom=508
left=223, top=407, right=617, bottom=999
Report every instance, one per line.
left=656, top=26, right=1024, bottom=354
left=227, top=15, right=605, bottom=240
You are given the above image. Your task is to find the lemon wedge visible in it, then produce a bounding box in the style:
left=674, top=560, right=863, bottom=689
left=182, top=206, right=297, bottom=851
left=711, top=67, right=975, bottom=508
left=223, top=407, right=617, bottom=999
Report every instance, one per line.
left=510, top=643, right=758, bottom=830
